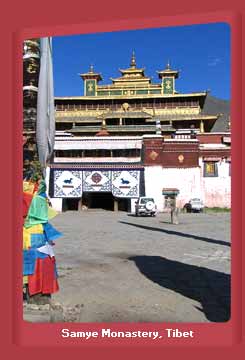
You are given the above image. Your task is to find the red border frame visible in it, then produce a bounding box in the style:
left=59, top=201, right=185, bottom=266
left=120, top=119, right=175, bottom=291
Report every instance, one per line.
left=2, top=1, right=244, bottom=358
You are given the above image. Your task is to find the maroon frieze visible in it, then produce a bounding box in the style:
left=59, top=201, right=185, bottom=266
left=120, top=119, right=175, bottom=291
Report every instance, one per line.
left=143, top=137, right=200, bottom=168
left=162, top=141, right=199, bottom=168
left=143, top=137, right=163, bottom=165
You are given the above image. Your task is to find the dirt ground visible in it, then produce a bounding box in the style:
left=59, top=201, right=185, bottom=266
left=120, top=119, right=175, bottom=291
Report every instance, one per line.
left=24, top=210, right=231, bottom=323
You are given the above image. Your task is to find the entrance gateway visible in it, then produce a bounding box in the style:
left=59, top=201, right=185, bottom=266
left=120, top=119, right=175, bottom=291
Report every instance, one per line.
left=51, top=167, right=143, bottom=212
left=63, top=192, right=129, bottom=211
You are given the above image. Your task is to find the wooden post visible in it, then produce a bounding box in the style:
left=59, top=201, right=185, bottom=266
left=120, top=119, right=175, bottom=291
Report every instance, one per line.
left=78, top=198, right=82, bottom=211
left=170, top=197, right=179, bottom=224
left=200, top=120, right=204, bottom=133
left=114, top=198, right=119, bottom=212
left=171, top=208, right=179, bottom=224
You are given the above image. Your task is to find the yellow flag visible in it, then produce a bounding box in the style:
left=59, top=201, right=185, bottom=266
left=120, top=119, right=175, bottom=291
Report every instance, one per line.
left=48, top=206, right=58, bottom=220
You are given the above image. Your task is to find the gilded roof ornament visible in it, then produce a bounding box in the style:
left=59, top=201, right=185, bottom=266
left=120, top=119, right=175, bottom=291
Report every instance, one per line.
left=157, top=60, right=179, bottom=79
left=130, top=51, right=136, bottom=68
left=89, top=64, right=94, bottom=73
left=80, top=64, right=102, bottom=81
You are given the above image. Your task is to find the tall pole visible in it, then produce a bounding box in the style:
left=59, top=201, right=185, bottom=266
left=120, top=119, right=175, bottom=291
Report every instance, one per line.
left=23, top=39, right=41, bottom=180
left=36, top=37, right=55, bottom=178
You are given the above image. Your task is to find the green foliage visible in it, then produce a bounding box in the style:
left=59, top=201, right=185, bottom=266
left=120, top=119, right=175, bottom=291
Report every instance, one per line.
left=204, top=207, right=231, bottom=213
left=23, top=159, right=44, bottom=181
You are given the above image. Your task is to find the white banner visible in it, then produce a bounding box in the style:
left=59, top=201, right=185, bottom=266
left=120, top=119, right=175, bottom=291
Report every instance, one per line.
left=83, top=171, right=111, bottom=192
left=54, top=170, right=83, bottom=197
left=112, top=170, right=140, bottom=198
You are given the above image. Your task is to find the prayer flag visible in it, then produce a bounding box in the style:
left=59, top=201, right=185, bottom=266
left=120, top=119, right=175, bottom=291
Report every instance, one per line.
left=36, top=37, right=55, bottom=176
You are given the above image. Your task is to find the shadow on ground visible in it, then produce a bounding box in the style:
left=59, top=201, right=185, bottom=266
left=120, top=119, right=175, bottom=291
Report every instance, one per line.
left=128, top=255, right=230, bottom=322
left=120, top=221, right=230, bottom=247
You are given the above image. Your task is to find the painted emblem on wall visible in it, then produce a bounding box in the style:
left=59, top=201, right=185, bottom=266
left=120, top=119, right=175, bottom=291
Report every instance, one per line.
left=85, top=79, right=96, bottom=96
left=54, top=170, right=83, bottom=198
left=83, top=171, right=111, bottom=192
left=163, top=77, right=173, bottom=94
left=52, top=169, right=141, bottom=198
left=91, top=172, right=102, bottom=184
left=112, top=170, right=139, bottom=197
left=178, top=154, right=184, bottom=163
left=149, top=150, right=159, bottom=161
left=120, top=178, right=130, bottom=185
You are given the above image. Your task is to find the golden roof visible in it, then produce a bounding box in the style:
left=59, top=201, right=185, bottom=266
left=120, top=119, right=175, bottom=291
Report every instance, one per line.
left=157, top=60, right=179, bottom=79
left=80, top=64, right=102, bottom=81
left=112, top=52, right=149, bottom=83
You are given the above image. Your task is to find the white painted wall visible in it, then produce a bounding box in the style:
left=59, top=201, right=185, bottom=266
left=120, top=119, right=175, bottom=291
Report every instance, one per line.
left=145, top=162, right=231, bottom=211
left=130, top=198, right=138, bottom=213
left=145, top=166, right=202, bottom=211
left=144, top=166, right=166, bottom=212
left=49, top=198, right=63, bottom=212
left=47, top=160, right=231, bottom=212
left=201, top=159, right=231, bottom=207
left=161, top=167, right=202, bottom=209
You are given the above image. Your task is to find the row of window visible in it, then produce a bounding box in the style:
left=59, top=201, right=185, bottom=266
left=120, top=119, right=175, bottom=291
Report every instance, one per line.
left=55, top=100, right=199, bottom=111
left=54, top=149, right=141, bottom=158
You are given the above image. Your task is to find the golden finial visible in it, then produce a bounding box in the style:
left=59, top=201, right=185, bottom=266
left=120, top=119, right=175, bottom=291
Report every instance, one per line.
left=102, top=116, right=106, bottom=128
left=130, top=51, right=136, bottom=68
left=89, top=64, right=94, bottom=73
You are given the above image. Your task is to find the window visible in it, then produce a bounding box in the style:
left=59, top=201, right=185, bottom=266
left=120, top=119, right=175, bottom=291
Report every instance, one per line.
left=227, top=161, right=231, bottom=177
left=140, top=198, right=154, bottom=204
left=204, top=162, right=218, bottom=177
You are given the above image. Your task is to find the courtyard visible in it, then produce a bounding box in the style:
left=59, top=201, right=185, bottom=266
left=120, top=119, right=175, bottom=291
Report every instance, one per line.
left=39, top=210, right=232, bottom=323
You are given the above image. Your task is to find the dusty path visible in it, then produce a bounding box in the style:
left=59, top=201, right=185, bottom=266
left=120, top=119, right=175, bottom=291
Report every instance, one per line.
left=39, top=210, right=231, bottom=323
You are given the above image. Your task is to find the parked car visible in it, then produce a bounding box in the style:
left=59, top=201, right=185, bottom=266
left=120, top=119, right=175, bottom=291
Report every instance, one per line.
left=135, top=197, right=157, bottom=217
left=183, top=198, right=204, bottom=213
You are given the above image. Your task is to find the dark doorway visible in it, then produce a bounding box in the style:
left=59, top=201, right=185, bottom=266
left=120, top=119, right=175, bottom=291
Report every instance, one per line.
left=81, top=193, right=130, bottom=211
left=118, top=198, right=130, bottom=212
left=82, top=192, right=114, bottom=211
left=63, top=198, right=79, bottom=211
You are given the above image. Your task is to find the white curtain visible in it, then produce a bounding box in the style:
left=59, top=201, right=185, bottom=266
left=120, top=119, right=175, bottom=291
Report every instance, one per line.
left=36, top=37, right=55, bottom=176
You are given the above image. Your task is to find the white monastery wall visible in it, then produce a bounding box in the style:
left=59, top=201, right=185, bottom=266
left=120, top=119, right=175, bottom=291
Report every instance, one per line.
left=200, top=159, right=231, bottom=208
left=47, top=160, right=231, bottom=212
left=145, top=162, right=231, bottom=211
left=49, top=198, right=63, bottom=212
left=144, top=166, right=164, bottom=212
left=145, top=167, right=201, bottom=211
left=161, top=167, right=202, bottom=209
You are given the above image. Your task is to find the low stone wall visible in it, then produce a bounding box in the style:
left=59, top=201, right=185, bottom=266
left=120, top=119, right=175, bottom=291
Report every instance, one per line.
left=23, top=301, right=84, bottom=323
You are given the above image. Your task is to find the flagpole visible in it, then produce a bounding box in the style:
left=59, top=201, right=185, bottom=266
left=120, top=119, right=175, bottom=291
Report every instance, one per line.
left=36, top=37, right=55, bottom=178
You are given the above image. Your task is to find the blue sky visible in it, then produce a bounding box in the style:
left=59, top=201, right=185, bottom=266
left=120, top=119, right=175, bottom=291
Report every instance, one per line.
left=52, top=22, right=230, bottom=100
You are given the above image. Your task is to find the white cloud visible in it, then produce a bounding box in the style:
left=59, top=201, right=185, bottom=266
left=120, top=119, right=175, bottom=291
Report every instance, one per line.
left=208, top=57, right=222, bottom=67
